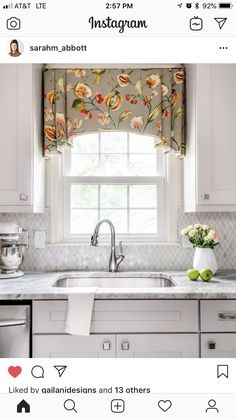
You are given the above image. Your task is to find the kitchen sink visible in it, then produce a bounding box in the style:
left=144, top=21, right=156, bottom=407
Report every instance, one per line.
left=53, top=276, right=175, bottom=289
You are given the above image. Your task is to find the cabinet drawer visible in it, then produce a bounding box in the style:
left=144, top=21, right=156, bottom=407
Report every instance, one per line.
left=201, top=333, right=236, bottom=357
left=201, top=300, right=236, bottom=332
left=117, top=334, right=199, bottom=358
left=33, top=334, right=116, bottom=358
left=33, top=300, right=199, bottom=334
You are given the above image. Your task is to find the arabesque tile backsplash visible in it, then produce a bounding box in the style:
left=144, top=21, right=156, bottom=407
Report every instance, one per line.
left=0, top=209, right=234, bottom=271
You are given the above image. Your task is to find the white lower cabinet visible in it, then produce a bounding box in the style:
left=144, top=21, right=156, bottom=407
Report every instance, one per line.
left=33, top=299, right=236, bottom=358
left=33, top=334, right=198, bottom=358
left=33, top=335, right=116, bottom=358
left=201, top=334, right=236, bottom=358
left=32, top=299, right=199, bottom=358
left=200, top=300, right=236, bottom=358
left=117, top=334, right=199, bottom=358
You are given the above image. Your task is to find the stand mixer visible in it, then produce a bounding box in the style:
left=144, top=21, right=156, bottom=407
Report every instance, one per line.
left=0, top=223, right=27, bottom=279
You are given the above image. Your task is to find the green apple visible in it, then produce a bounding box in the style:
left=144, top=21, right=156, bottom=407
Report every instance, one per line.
left=200, top=269, right=213, bottom=282
left=187, top=269, right=199, bottom=281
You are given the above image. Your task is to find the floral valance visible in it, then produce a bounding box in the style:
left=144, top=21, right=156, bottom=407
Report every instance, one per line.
left=44, top=67, right=185, bottom=157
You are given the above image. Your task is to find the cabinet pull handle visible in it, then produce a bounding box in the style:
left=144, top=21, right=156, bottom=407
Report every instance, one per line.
left=201, top=193, right=210, bottom=200
left=121, top=342, right=130, bottom=351
left=19, top=194, right=28, bottom=201
left=103, top=342, right=111, bottom=351
left=0, top=320, right=26, bottom=327
left=219, top=312, right=236, bottom=320
left=208, top=341, right=216, bottom=350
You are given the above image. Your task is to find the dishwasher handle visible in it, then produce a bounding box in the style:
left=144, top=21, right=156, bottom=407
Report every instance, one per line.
left=0, top=320, right=26, bottom=327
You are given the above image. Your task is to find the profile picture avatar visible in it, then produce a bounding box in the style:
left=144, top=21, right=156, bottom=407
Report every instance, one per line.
left=8, top=39, right=24, bottom=57
left=7, top=17, right=21, bottom=30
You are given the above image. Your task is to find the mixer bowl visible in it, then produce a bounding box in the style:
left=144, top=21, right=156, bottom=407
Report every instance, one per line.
left=0, top=245, right=24, bottom=273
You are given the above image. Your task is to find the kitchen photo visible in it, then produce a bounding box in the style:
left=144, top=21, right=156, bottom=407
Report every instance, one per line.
left=0, top=63, right=236, bottom=358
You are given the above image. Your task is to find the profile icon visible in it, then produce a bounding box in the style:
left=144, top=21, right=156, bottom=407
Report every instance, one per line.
left=205, top=399, right=219, bottom=413
left=8, top=39, right=23, bottom=57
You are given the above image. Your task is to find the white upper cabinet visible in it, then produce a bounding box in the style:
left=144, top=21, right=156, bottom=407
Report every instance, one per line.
left=0, top=64, right=45, bottom=213
left=184, top=64, right=236, bottom=212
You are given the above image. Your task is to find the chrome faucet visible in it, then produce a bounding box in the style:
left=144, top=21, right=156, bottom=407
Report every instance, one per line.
left=90, top=219, right=125, bottom=272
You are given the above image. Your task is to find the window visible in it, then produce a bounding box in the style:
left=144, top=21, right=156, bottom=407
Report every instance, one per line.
left=62, top=132, right=167, bottom=243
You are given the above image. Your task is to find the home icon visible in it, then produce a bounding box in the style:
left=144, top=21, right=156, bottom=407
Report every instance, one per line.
left=17, top=399, right=30, bottom=413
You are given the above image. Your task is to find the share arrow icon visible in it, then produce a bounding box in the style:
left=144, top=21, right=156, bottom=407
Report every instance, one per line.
left=214, top=17, right=227, bottom=29
left=54, top=365, right=67, bottom=377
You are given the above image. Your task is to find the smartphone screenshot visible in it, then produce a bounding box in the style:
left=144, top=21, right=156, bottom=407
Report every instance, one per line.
left=0, top=0, right=236, bottom=417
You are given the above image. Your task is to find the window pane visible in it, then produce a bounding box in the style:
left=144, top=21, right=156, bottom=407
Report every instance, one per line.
left=71, top=209, right=98, bottom=234
left=101, top=132, right=127, bottom=153
left=129, top=133, right=155, bottom=154
left=100, top=154, right=127, bottom=176
left=72, top=134, right=99, bottom=153
left=128, top=154, right=157, bottom=175
left=71, top=154, right=99, bottom=176
left=100, top=185, right=127, bottom=208
left=66, top=133, right=164, bottom=238
left=129, top=210, right=157, bottom=233
left=129, top=185, right=157, bottom=208
left=100, top=209, right=127, bottom=233
left=71, top=185, right=98, bottom=208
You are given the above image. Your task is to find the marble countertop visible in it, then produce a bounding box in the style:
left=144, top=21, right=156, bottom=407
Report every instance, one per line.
left=0, top=270, right=236, bottom=300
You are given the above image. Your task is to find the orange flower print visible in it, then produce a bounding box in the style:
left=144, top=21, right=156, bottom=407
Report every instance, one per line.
left=45, top=89, right=56, bottom=104
left=103, top=91, right=123, bottom=111
left=74, top=83, right=92, bottom=98
left=72, top=118, right=83, bottom=129
left=171, top=90, right=180, bottom=108
left=68, top=69, right=86, bottom=78
left=44, top=108, right=54, bottom=121
left=67, top=118, right=83, bottom=136
left=80, top=109, right=94, bottom=119
left=143, top=91, right=158, bottom=105
left=97, top=112, right=110, bottom=125
left=174, top=71, right=185, bottom=84
left=130, top=116, right=143, bottom=129
left=57, top=128, right=65, bottom=138
left=56, top=112, right=65, bottom=126
left=44, top=125, right=56, bottom=141
left=117, top=74, right=130, bottom=87
left=66, top=83, right=73, bottom=92
left=161, top=84, right=169, bottom=96
left=146, top=73, right=161, bottom=88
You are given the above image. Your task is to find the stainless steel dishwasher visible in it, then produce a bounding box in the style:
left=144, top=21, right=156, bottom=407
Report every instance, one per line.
left=0, top=305, right=30, bottom=357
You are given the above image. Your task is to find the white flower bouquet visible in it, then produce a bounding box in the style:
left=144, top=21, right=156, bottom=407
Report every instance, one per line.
left=181, top=224, right=220, bottom=249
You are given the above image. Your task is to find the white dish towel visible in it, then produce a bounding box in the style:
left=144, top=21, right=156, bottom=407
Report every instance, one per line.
left=65, top=288, right=99, bottom=336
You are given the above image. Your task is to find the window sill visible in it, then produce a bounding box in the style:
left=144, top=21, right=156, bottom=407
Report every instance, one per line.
left=47, top=241, right=181, bottom=247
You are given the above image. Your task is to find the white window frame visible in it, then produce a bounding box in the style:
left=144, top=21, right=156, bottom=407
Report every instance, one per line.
left=47, top=138, right=182, bottom=245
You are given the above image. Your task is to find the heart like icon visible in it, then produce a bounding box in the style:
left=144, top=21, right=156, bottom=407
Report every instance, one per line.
left=158, top=399, right=172, bottom=412
left=8, top=366, right=22, bottom=378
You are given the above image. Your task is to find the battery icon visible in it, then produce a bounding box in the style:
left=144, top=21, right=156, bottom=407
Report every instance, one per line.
left=218, top=2, right=233, bottom=7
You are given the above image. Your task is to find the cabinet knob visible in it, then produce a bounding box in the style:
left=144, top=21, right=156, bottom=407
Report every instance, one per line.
left=121, top=342, right=130, bottom=351
left=103, top=342, right=111, bottom=351
left=208, top=340, right=216, bottom=350
left=201, top=193, right=210, bottom=201
left=19, top=193, right=28, bottom=201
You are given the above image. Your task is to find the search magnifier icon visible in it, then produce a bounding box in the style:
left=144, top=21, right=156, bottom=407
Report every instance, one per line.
left=64, top=399, right=78, bottom=413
